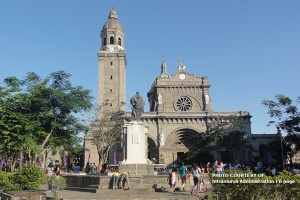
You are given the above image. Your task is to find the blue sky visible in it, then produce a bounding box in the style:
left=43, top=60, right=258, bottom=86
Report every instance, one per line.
left=0, top=0, right=299, bottom=135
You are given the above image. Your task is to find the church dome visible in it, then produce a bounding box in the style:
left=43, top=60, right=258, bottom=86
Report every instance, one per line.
left=102, top=8, right=123, bottom=32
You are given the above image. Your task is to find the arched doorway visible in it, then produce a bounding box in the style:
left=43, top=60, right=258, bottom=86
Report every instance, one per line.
left=259, top=145, right=268, bottom=165
left=164, top=128, right=203, bottom=166
left=147, top=137, right=158, bottom=163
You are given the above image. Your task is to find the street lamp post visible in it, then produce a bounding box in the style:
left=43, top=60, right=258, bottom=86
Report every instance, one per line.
left=172, top=153, right=174, bottom=167
left=277, top=126, right=284, bottom=170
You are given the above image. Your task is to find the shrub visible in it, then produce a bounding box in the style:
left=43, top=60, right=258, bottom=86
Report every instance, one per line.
left=1, top=165, right=48, bottom=191
left=47, top=176, right=67, bottom=200
left=202, top=170, right=300, bottom=200
left=0, top=170, right=20, bottom=191
left=11, top=165, right=47, bottom=190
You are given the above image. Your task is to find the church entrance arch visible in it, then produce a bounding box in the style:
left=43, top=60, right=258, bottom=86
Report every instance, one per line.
left=147, top=137, right=158, bottom=163
left=164, top=127, right=203, bottom=165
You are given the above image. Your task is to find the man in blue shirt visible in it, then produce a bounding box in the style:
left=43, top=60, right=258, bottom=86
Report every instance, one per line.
left=179, top=162, right=187, bottom=192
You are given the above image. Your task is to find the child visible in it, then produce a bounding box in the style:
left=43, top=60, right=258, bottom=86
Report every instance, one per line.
left=200, top=166, right=207, bottom=192
left=168, top=168, right=176, bottom=191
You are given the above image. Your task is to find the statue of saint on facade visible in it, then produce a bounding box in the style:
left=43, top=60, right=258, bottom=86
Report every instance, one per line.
left=159, top=132, right=165, bottom=146
left=157, top=93, right=162, bottom=105
left=130, top=92, right=145, bottom=121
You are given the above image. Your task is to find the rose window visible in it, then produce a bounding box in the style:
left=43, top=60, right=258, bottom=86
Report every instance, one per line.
left=174, top=96, right=192, bottom=112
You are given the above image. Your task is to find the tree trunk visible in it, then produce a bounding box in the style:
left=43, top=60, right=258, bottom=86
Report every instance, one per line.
left=97, top=152, right=102, bottom=171
left=36, top=130, right=53, bottom=168
left=27, top=149, right=33, bottom=165
left=10, top=158, right=16, bottom=173
left=104, top=153, right=108, bottom=164
left=19, top=149, right=23, bottom=170
left=41, top=129, right=53, bottom=149
left=42, top=149, right=49, bottom=169
left=230, top=150, right=234, bottom=164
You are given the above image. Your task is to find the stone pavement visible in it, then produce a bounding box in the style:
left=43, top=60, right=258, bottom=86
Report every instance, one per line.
left=45, top=188, right=208, bottom=200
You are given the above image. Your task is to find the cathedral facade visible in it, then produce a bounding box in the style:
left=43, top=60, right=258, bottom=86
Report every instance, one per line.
left=85, top=8, right=255, bottom=167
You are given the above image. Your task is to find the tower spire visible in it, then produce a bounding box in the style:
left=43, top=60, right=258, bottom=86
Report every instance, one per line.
left=160, top=55, right=169, bottom=78
left=108, top=7, right=118, bottom=19
left=178, top=57, right=186, bottom=71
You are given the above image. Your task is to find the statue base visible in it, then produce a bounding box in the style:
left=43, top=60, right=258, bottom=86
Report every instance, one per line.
left=119, top=163, right=154, bottom=175
left=123, top=121, right=148, bottom=164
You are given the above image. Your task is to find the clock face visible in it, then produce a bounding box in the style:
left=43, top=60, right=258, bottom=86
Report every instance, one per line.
left=109, top=47, right=114, bottom=52
left=179, top=74, right=185, bottom=80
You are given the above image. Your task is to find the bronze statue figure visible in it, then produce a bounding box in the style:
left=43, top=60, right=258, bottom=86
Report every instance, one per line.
left=130, top=92, right=145, bottom=121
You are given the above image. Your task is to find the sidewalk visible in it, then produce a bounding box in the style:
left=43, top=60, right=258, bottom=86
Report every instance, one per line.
left=45, top=189, right=207, bottom=200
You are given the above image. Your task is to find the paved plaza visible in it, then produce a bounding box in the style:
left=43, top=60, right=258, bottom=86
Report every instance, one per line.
left=44, top=189, right=207, bottom=200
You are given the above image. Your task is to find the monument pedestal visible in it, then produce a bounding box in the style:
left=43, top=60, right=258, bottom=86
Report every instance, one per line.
left=120, top=121, right=154, bottom=175
left=119, top=163, right=154, bottom=175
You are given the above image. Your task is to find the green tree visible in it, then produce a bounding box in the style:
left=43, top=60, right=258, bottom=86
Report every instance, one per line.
left=0, top=77, right=38, bottom=171
left=218, top=130, right=251, bottom=163
left=262, top=94, right=300, bottom=164
left=183, top=115, right=250, bottom=164
left=0, top=71, right=93, bottom=171
left=89, top=104, right=124, bottom=170
left=64, top=141, right=85, bottom=169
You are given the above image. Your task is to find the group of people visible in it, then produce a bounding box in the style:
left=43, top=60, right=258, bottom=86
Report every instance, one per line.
left=212, top=160, right=248, bottom=174
left=213, top=160, right=225, bottom=174
left=112, top=170, right=130, bottom=189
left=265, top=165, right=277, bottom=176
left=167, top=162, right=207, bottom=195
left=45, top=160, right=63, bottom=190
left=84, top=162, right=98, bottom=173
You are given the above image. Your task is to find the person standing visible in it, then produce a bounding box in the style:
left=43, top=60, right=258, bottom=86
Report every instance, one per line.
left=200, top=166, right=207, bottom=192
left=167, top=168, right=176, bottom=191
left=73, top=163, right=80, bottom=174
left=179, top=162, right=187, bottom=192
left=112, top=170, right=121, bottom=189
left=54, top=160, right=61, bottom=176
left=54, top=160, right=61, bottom=191
left=220, top=162, right=224, bottom=174
left=90, top=163, right=95, bottom=173
left=214, top=160, right=220, bottom=174
left=119, top=172, right=130, bottom=189
left=46, top=162, right=54, bottom=191
left=271, top=166, right=276, bottom=177
left=93, top=163, right=97, bottom=172
left=205, top=162, right=211, bottom=173
left=84, top=162, right=90, bottom=174
left=100, top=163, right=108, bottom=173
left=191, top=163, right=201, bottom=195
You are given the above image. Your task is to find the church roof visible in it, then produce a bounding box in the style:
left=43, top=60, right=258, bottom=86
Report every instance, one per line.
left=102, top=8, right=124, bottom=32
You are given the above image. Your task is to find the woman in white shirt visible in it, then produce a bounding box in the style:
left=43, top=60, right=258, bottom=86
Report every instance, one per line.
left=191, top=162, right=202, bottom=195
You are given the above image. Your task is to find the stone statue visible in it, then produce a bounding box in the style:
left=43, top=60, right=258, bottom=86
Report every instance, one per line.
left=205, top=94, right=210, bottom=104
left=130, top=92, right=145, bottom=121
left=157, top=93, right=162, bottom=105
left=159, top=133, right=165, bottom=146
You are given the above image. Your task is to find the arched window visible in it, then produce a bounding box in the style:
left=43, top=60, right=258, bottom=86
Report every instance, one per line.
left=118, top=38, right=122, bottom=46
left=103, top=38, right=107, bottom=45
left=110, top=36, right=114, bottom=44
left=174, top=96, right=192, bottom=112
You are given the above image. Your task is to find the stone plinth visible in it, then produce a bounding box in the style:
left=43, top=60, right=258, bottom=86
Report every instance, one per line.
left=119, top=163, right=154, bottom=175
left=63, top=174, right=213, bottom=192
left=1, top=190, right=46, bottom=200
left=122, top=121, right=148, bottom=164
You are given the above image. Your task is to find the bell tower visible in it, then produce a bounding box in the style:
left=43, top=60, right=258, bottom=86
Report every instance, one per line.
left=97, top=8, right=126, bottom=114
